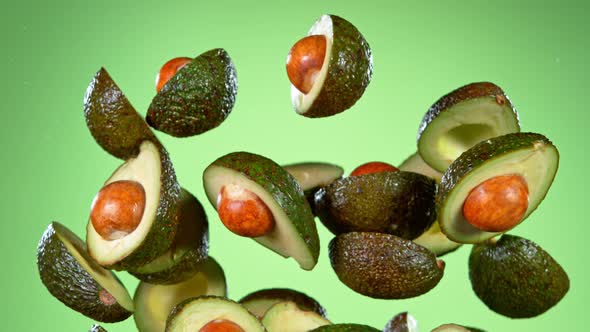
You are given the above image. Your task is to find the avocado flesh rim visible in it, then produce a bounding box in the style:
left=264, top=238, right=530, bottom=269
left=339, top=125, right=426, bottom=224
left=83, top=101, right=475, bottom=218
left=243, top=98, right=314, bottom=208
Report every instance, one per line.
left=418, top=97, right=520, bottom=172
left=134, top=258, right=226, bottom=332
left=261, top=301, right=331, bottom=332
left=431, top=324, right=474, bottom=332
left=413, top=221, right=461, bottom=257
left=439, top=140, right=558, bottom=243
left=283, top=162, right=344, bottom=191
left=399, top=152, right=443, bottom=183
left=239, top=288, right=327, bottom=319
left=204, top=165, right=317, bottom=270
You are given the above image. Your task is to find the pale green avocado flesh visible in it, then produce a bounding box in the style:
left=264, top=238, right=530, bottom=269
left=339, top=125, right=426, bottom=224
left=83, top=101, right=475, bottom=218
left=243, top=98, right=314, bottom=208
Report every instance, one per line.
left=262, top=301, right=331, bottom=332
left=399, top=152, right=443, bottom=183
left=283, top=162, right=344, bottom=191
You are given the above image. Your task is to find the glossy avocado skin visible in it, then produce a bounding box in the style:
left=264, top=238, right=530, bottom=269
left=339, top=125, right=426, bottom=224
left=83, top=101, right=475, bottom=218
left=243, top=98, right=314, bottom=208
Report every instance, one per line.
left=84, top=68, right=158, bottom=160
left=239, top=288, right=327, bottom=318
left=469, top=234, right=569, bottom=318
left=383, top=312, right=412, bottom=332
left=315, top=171, right=436, bottom=240
left=147, top=48, right=237, bottom=137
left=310, top=323, right=380, bottom=332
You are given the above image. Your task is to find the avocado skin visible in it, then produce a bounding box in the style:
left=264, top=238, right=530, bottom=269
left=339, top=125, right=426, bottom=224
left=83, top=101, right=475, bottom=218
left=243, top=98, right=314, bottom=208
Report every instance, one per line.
left=417, top=82, right=519, bottom=143
left=84, top=68, right=158, bottom=160
left=239, top=288, right=327, bottom=318
left=147, top=48, right=237, bottom=137
left=383, top=312, right=411, bottom=332
left=329, top=232, right=443, bottom=299
left=469, top=234, right=569, bottom=318
left=310, top=324, right=380, bottom=332
left=88, top=324, right=107, bottom=332
left=211, top=152, right=320, bottom=264
left=303, top=15, right=372, bottom=118
left=315, top=172, right=436, bottom=240
left=128, top=188, right=208, bottom=284
left=37, top=222, right=132, bottom=323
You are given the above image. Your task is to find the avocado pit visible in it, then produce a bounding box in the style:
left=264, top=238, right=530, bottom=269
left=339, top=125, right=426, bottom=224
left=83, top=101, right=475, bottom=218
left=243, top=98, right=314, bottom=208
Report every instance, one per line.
left=200, top=319, right=245, bottom=332
left=90, top=180, right=146, bottom=241
left=286, top=35, right=327, bottom=94
left=216, top=184, right=275, bottom=237
left=156, top=57, right=192, bottom=92
left=350, top=161, right=399, bottom=177
left=462, top=174, right=529, bottom=232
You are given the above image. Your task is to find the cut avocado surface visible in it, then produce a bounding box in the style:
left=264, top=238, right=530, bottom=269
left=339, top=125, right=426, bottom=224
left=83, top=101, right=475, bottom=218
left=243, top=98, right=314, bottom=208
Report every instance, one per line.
left=469, top=234, right=569, bottom=318
left=315, top=171, right=436, bottom=240
left=37, top=222, right=133, bottom=323
left=329, top=232, right=443, bottom=299
left=431, top=324, right=485, bottom=332
left=147, top=48, right=238, bottom=137
left=383, top=312, right=418, bottom=332
left=239, top=288, right=327, bottom=319
left=262, top=301, right=331, bottom=332
left=283, top=162, right=344, bottom=192
left=417, top=82, right=520, bottom=172
left=399, top=152, right=443, bottom=183
left=437, top=132, right=559, bottom=243
left=134, top=257, right=227, bottom=332
left=129, top=188, right=209, bottom=284
left=88, top=324, right=107, bottom=332
left=292, top=14, right=372, bottom=118
left=165, top=296, right=264, bottom=332
left=413, top=221, right=462, bottom=257
left=87, top=140, right=181, bottom=270
left=203, top=151, right=320, bottom=270
left=310, top=324, right=380, bottom=332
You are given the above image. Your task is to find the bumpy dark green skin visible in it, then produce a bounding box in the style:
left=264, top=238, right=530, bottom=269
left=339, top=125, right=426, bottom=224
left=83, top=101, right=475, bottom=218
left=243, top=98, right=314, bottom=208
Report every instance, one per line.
left=469, top=234, right=569, bottom=318
left=211, top=152, right=320, bottom=265
left=329, top=232, right=443, bottom=299
left=315, top=172, right=436, bottom=240
left=147, top=48, right=237, bottom=137
left=302, top=15, right=373, bottom=118
left=310, top=324, right=380, bottom=332
left=239, top=288, right=327, bottom=318
left=37, top=222, right=132, bottom=323
left=88, top=324, right=107, bottom=332
left=417, top=82, right=519, bottom=143
left=383, top=312, right=411, bottom=332
left=128, top=188, right=209, bottom=284
left=84, top=68, right=158, bottom=159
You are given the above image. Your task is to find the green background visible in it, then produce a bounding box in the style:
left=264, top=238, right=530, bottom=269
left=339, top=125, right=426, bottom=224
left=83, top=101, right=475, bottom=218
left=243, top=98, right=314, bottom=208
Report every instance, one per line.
left=3, top=0, right=587, bottom=330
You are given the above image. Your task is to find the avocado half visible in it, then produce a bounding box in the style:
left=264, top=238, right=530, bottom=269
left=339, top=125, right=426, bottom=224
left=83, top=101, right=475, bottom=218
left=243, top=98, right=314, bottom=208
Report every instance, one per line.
left=310, top=324, right=380, bottom=332
left=417, top=82, right=520, bottom=172
left=87, top=140, right=181, bottom=270
left=37, top=222, right=133, bottom=323
left=399, top=152, right=443, bottom=183
left=165, top=296, right=264, bottom=332
left=134, top=257, right=227, bottom=332
left=147, top=48, right=238, bottom=137
left=239, top=288, right=327, bottom=319
left=284, top=162, right=344, bottom=215
left=383, top=312, right=418, bottom=332
left=437, top=132, right=559, bottom=243
left=469, top=234, right=569, bottom=318
left=262, top=301, right=331, bottom=332
left=203, top=152, right=320, bottom=270
left=128, top=188, right=209, bottom=284
left=292, top=14, right=372, bottom=118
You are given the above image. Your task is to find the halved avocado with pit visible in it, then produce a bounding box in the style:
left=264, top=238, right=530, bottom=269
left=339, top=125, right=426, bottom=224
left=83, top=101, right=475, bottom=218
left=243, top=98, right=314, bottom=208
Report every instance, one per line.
left=128, top=188, right=209, bottom=284
left=134, top=257, right=227, bottom=332
left=417, top=82, right=520, bottom=172
left=147, top=48, right=238, bottom=137
left=310, top=324, right=380, bottom=332
left=239, top=288, right=327, bottom=319
left=383, top=312, right=418, bottom=332
left=87, top=140, right=181, bottom=270
left=437, top=132, right=559, bottom=243
left=165, top=296, right=264, bottom=332
left=291, top=14, right=372, bottom=118
left=37, top=222, right=133, bottom=323
left=262, top=301, right=331, bottom=332
left=203, top=152, right=320, bottom=270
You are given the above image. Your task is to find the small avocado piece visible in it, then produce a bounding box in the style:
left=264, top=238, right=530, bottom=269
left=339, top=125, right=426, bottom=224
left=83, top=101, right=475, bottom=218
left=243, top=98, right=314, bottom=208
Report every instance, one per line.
left=413, top=222, right=462, bottom=257
left=469, top=234, right=569, bottom=318
left=37, top=222, right=133, bottom=323
left=134, top=257, right=227, bottom=332
left=399, top=152, right=443, bottom=183
left=310, top=324, right=380, bottom=332
left=292, top=14, right=372, bottom=118
left=239, top=288, right=327, bottom=319
left=315, top=171, right=436, bottom=240
left=83, top=67, right=159, bottom=160
left=383, top=312, right=418, bottom=332
left=88, top=324, right=107, bottom=332
left=329, top=232, right=443, bottom=299
left=203, top=152, right=320, bottom=270
left=431, top=324, right=485, bottom=332
left=437, top=132, right=559, bottom=243
left=147, top=48, right=238, bottom=137
left=165, top=296, right=264, bottom=332
left=128, top=188, right=208, bottom=284
left=262, top=301, right=331, bottom=332
left=87, top=140, right=181, bottom=270
left=284, top=162, right=344, bottom=215
left=417, top=82, right=520, bottom=172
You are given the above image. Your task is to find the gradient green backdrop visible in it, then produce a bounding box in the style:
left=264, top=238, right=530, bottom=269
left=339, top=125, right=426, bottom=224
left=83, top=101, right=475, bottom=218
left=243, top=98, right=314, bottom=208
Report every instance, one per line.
left=3, top=0, right=588, bottom=330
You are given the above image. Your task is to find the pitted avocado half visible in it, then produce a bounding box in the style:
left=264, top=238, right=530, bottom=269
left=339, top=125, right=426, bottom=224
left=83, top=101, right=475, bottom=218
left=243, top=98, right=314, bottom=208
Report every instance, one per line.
left=310, top=324, right=380, bottom=332
left=128, top=188, right=209, bottom=284
left=291, top=14, right=372, bottom=118
left=165, top=296, right=264, bottom=332
left=437, top=132, right=559, bottom=244
left=315, top=171, right=436, bottom=240
left=37, top=222, right=133, bottom=323
left=284, top=162, right=344, bottom=215
left=469, top=234, right=569, bottom=318
left=134, top=257, right=226, bottom=332
left=383, top=312, right=418, bottom=332
left=239, top=288, right=327, bottom=319
left=147, top=48, right=238, bottom=137
left=203, top=152, right=320, bottom=270
left=417, top=82, right=520, bottom=172
left=262, top=301, right=331, bottom=332
left=329, top=232, right=443, bottom=299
